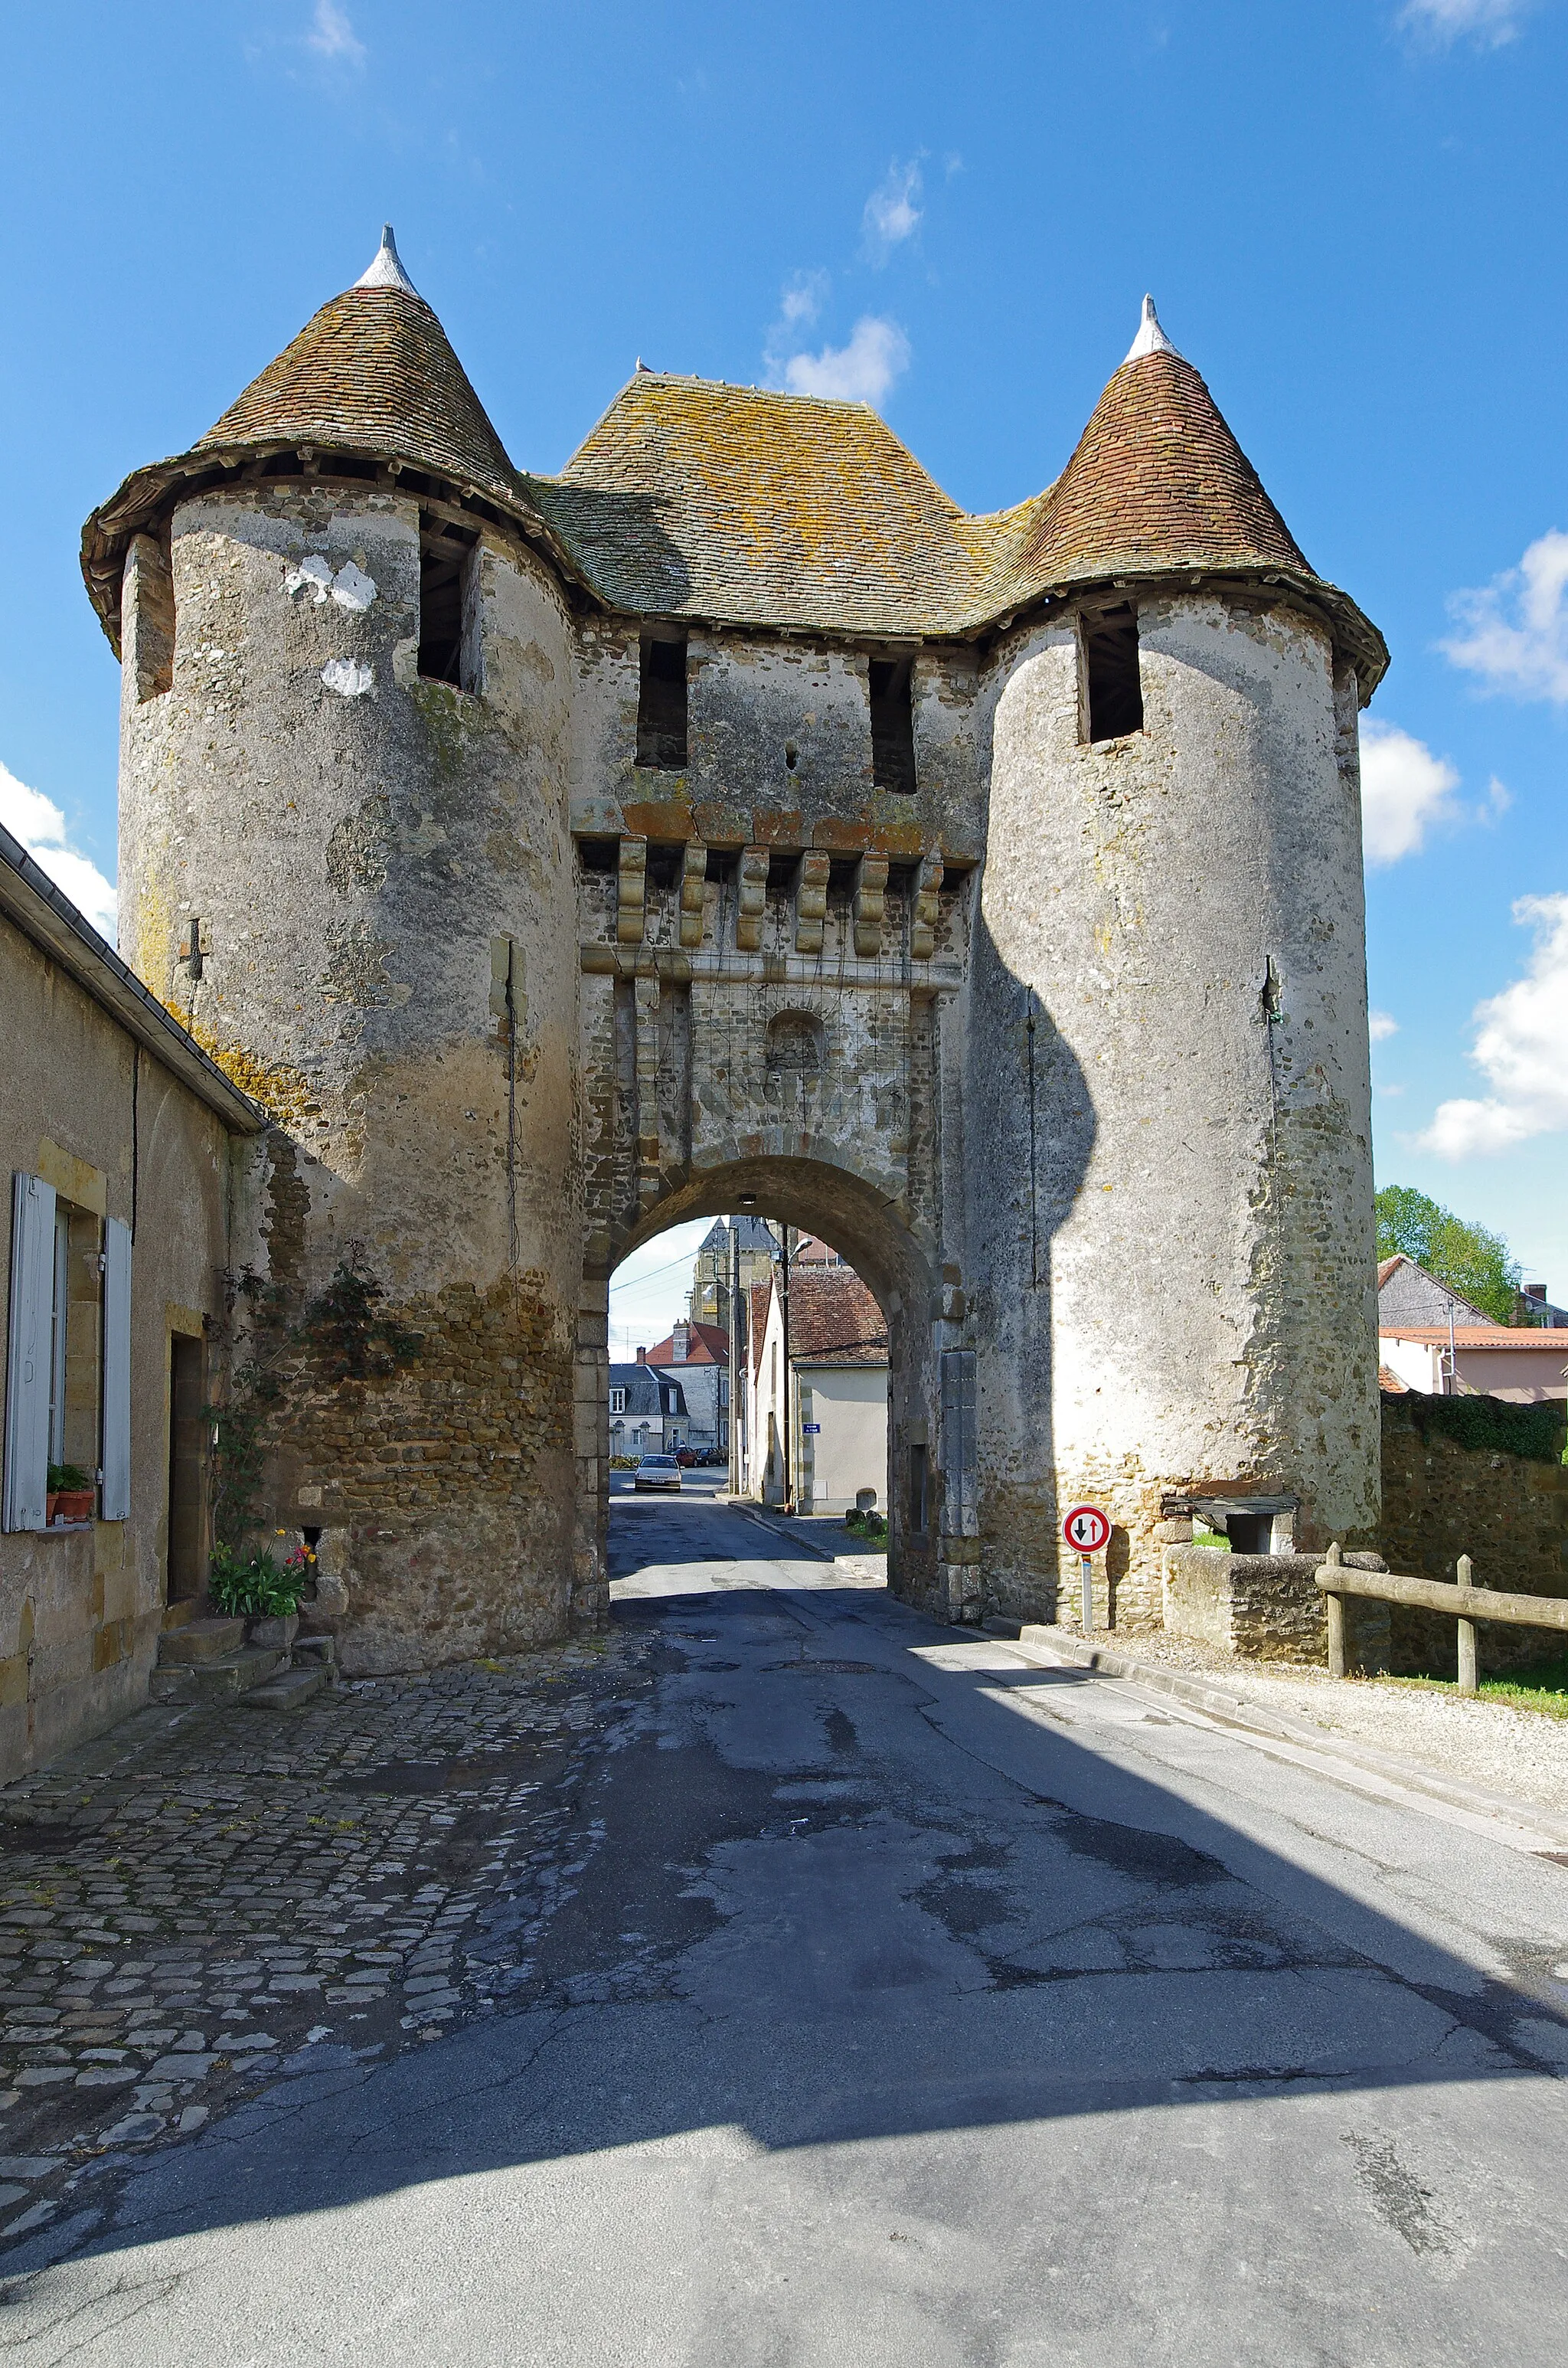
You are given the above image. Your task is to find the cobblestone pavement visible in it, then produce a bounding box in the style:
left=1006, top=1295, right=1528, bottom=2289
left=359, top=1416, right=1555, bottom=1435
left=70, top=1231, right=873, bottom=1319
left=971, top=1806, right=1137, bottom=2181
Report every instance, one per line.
left=0, top=1630, right=657, bottom=2249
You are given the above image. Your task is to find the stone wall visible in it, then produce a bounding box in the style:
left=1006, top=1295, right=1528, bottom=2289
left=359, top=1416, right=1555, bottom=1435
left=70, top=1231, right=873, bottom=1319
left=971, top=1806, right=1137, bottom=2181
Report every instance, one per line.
left=1162, top=1546, right=1389, bottom=1667
left=1378, top=1392, right=1568, bottom=1674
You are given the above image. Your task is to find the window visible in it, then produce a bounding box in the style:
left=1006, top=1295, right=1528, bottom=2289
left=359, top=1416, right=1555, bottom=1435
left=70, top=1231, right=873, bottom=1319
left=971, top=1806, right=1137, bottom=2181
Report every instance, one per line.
left=609, top=1386, right=626, bottom=1415
left=4, top=1176, right=131, bottom=1533
left=1081, top=603, right=1144, bottom=744
left=869, top=656, right=916, bottom=793
left=637, top=633, right=688, bottom=770
left=909, top=1443, right=929, bottom=1536
left=418, top=514, right=481, bottom=688
left=126, top=528, right=175, bottom=703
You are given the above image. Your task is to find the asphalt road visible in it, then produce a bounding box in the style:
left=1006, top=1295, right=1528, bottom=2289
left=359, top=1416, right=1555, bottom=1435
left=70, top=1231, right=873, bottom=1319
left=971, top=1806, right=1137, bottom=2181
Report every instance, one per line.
left=7, top=1490, right=1568, bottom=2363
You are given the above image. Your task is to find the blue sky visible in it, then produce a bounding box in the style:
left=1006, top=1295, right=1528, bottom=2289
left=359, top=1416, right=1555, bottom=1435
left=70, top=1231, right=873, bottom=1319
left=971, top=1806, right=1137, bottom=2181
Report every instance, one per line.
left=2, top=0, right=1565, bottom=1343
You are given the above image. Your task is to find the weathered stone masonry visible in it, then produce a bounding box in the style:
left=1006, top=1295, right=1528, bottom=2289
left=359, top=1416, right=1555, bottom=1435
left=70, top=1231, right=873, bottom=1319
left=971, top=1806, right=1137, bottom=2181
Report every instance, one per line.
left=81, top=243, right=1390, bottom=1666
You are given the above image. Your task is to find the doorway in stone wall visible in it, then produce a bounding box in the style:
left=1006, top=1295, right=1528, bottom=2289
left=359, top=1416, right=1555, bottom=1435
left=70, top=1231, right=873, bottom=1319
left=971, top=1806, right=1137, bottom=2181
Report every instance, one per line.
left=166, top=1331, right=207, bottom=1602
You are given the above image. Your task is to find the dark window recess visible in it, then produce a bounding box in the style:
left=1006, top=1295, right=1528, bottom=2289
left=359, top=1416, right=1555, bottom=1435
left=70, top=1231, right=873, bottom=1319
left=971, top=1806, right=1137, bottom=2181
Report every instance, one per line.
left=869, top=656, right=916, bottom=793
left=909, top=1442, right=929, bottom=1536
left=128, top=527, right=176, bottom=703
left=1082, top=604, right=1144, bottom=743
left=419, top=515, right=480, bottom=688
left=637, top=635, right=688, bottom=770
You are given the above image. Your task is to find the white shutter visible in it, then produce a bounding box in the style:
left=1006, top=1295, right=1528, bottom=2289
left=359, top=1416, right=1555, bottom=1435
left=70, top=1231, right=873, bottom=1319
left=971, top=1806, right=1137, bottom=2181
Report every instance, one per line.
left=5, top=1173, right=57, bottom=1532
left=100, top=1217, right=132, bottom=1522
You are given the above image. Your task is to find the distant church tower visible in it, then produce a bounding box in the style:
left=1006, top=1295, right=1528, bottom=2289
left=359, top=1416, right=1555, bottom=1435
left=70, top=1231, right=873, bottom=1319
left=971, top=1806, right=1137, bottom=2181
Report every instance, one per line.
left=83, top=245, right=1387, bottom=1663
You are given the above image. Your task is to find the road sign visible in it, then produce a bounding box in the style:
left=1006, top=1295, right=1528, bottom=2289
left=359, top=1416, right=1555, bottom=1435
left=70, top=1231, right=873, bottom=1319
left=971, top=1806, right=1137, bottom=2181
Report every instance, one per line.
left=802, top=1422, right=821, bottom=1434
left=1062, top=1503, right=1111, bottom=1555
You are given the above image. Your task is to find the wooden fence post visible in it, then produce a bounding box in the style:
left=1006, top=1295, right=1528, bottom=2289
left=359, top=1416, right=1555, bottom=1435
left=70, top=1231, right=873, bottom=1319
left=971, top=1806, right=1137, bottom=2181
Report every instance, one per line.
left=1456, top=1552, right=1478, bottom=1696
left=1324, top=1540, right=1345, bottom=1680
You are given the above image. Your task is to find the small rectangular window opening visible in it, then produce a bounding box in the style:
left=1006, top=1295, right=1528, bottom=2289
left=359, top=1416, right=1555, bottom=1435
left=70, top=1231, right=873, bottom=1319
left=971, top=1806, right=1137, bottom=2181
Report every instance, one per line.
left=127, top=528, right=176, bottom=703
left=1082, top=603, right=1144, bottom=744
left=637, top=633, right=688, bottom=770
left=909, top=1441, right=929, bottom=1537
left=418, top=515, right=481, bottom=688
left=869, top=656, right=916, bottom=793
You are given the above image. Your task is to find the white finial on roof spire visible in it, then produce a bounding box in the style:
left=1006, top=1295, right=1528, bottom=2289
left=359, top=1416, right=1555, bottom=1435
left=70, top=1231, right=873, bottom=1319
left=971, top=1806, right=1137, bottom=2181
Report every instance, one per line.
left=356, top=224, right=420, bottom=297
left=1124, top=293, right=1179, bottom=363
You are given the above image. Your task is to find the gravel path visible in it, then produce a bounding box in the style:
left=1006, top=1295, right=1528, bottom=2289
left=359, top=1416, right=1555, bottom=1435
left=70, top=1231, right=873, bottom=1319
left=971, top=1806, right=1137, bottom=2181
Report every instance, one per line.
left=1042, top=1626, right=1568, bottom=1817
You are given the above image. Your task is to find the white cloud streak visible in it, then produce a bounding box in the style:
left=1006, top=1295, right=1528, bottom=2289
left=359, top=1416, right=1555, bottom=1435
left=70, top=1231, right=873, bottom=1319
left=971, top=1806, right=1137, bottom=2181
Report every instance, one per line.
left=306, top=1, right=366, bottom=64
left=778, top=271, right=828, bottom=330
left=782, top=316, right=911, bottom=406
left=1359, top=720, right=1462, bottom=863
left=1397, top=0, right=1534, bottom=45
left=1442, top=528, right=1568, bottom=704
left=1369, top=1010, right=1400, bottom=1042
left=863, top=160, right=924, bottom=260
left=1419, top=894, right=1568, bottom=1156
left=0, top=761, right=117, bottom=940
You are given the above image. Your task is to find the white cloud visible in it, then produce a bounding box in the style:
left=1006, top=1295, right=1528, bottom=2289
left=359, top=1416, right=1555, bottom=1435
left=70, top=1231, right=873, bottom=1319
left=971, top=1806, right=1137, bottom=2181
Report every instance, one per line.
left=778, top=271, right=828, bottom=330
left=1397, top=0, right=1534, bottom=44
left=863, top=160, right=923, bottom=260
left=1442, top=528, right=1568, bottom=704
left=0, top=761, right=117, bottom=940
left=1360, top=720, right=1462, bottom=863
left=1419, top=893, right=1568, bottom=1156
left=782, top=316, right=910, bottom=406
left=1369, top=1009, right=1400, bottom=1042
left=306, top=1, right=365, bottom=64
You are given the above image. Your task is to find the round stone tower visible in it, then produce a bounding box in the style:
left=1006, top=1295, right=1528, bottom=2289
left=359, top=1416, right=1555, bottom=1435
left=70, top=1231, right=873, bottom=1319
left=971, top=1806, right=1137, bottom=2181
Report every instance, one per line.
left=83, top=230, right=587, bottom=1670
left=969, top=299, right=1387, bottom=1627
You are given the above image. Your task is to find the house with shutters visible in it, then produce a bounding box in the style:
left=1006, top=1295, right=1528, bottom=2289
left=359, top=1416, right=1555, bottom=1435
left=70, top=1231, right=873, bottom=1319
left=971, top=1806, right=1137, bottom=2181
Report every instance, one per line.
left=746, top=1266, right=890, bottom=1514
left=0, top=821, right=262, bottom=1781
left=607, top=1355, right=691, bottom=1459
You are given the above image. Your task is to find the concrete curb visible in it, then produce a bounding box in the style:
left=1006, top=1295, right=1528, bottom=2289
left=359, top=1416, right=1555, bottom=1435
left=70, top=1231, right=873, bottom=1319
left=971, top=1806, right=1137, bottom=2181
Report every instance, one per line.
left=733, top=1504, right=843, bottom=1564
left=1004, top=1623, right=1568, bottom=1853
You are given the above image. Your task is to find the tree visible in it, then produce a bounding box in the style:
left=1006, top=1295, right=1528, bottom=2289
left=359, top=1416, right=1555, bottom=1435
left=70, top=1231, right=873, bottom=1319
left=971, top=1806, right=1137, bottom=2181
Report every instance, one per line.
left=1375, top=1186, right=1522, bottom=1325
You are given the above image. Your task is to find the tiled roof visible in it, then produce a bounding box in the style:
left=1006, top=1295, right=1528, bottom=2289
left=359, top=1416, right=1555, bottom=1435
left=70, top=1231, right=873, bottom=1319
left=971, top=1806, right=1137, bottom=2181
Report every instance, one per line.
left=1377, top=1257, right=1403, bottom=1288
left=1009, top=347, right=1311, bottom=592
left=750, top=1280, right=773, bottom=1379
left=196, top=283, right=520, bottom=506
left=80, top=277, right=1387, bottom=692
left=1377, top=1365, right=1410, bottom=1395
left=646, top=1322, right=729, bottom=1366
left=786, top=1269, right=889, bottom=1367
left=1379, top=1326, right=1568, bottom=1350
left=534, top=375, right=978, bottom=638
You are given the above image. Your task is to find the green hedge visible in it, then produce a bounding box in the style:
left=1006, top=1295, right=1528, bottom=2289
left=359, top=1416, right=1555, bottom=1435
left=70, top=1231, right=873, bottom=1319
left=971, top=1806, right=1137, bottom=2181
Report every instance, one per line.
left=1393, top=1388, right=1566, bottom=1466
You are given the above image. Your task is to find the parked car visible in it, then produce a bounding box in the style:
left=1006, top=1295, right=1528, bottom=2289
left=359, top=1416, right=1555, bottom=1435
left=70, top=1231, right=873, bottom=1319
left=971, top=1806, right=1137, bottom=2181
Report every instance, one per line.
left=634, top=1454, right=682, bottom=1492
left=675, top=1445, right=699, bottom=1467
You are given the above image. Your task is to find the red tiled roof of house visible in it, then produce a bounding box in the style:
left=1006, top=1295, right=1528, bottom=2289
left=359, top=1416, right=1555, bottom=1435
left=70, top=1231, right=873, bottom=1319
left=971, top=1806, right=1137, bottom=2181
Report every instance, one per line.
left=750, top=1280, right=773, bottom=1380
left=784, top=1268, right=888, bottom=1366
left=1377, top=1364, right=1410, bottom=1395
left=1377, top=1256, right=1403, bottom=1289
left=645, top=1321, right=729, bottom=1366
left=1379, top=1326, right=1568, bottom=1349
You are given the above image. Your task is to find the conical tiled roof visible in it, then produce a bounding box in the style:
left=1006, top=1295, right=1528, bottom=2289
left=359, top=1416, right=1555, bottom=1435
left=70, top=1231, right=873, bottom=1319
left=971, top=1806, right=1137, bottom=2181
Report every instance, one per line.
left=194, top=233, right=518, bottom=506
left=1015, top=336, right=1312, bottom=590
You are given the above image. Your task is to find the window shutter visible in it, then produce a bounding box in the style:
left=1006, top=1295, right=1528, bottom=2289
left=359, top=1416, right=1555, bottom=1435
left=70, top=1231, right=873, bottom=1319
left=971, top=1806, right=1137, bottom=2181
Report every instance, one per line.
left=5, top=1173, right=57, bottom=1532
left=100, top=1217, right=132, bottom=1522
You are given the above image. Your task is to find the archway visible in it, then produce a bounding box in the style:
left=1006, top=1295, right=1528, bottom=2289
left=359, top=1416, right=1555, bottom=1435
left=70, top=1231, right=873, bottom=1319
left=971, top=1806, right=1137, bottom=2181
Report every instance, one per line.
left=578, top=1155, right=946, bottom=1627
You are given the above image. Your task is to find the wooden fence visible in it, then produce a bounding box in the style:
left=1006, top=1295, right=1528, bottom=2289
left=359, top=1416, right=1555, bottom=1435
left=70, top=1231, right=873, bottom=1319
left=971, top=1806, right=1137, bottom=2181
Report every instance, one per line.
left=1315, top=1540, right=1568, bottom=1693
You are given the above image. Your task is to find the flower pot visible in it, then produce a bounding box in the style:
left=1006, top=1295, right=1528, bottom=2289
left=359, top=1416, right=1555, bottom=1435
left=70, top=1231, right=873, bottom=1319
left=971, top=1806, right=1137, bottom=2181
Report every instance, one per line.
left=53, top=1490, right=95, bottom=1524
left=247, top=1614, right=299, bottom=1651
left=45, top=1493, right=59, bottom=1525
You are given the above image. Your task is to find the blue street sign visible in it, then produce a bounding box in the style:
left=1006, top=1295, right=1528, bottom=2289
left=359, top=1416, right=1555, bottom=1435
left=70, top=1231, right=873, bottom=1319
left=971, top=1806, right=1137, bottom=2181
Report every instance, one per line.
left=802, top=1422, right=821, bottom=1434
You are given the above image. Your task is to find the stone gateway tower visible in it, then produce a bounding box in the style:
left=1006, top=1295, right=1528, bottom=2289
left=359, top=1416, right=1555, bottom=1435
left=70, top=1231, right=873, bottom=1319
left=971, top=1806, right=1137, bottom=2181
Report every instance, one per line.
left=83, top=240, right=1387, bottom=1670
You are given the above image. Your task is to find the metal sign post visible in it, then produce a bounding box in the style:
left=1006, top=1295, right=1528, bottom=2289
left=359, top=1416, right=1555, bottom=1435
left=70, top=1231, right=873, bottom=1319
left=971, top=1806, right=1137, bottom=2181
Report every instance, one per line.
left=1062, top=1504, right=1112, bottom=1636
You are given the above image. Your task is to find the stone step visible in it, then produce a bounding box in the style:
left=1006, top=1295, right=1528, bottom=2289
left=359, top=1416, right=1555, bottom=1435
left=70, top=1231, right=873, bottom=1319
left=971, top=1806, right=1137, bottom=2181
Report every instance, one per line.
left=292, top=1633, right=336, bottom=1669
left=149, top=1646, right=283, bottom=1705
left=240, top=1666, right=330, bottom=1712
left=156, top=1617, right=247, bottom=1667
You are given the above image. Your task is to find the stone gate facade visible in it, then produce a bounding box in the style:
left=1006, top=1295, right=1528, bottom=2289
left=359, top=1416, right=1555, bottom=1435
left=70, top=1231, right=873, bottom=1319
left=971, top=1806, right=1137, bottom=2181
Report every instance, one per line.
left=82, top=234, right=1390, bottom=1672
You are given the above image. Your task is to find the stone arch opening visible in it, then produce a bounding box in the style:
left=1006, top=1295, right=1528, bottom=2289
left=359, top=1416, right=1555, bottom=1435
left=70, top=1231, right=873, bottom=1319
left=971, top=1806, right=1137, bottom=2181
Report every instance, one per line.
left=579, top=1153, right=953, bottom=1628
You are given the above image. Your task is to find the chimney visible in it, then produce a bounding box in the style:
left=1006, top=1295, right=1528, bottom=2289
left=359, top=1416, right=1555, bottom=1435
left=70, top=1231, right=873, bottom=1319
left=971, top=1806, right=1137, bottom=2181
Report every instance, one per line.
left=635, top=1346, right=647, bottom=1364
left=672, top=1321, right=690, bottom=1362
left=1521, top=1281, right=1547, bottom=1326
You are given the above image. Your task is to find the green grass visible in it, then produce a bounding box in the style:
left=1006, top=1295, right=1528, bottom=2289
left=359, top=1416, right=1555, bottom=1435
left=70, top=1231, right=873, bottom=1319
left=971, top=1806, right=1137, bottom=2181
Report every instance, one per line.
left=1370, top=1656, right=1568, bottom=1721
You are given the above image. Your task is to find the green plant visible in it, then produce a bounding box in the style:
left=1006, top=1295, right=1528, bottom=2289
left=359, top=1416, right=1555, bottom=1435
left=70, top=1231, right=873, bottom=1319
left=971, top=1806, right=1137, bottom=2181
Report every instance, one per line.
left=845, top=1507, right=888, bottom=1541
left=47, top=1462, right=91, bottom=1493
left=1400, top=1389, right=1565, bottom=1466
left=1376, top=1186, right=1521, bottom=1324
left=1189, top=1528, right=1232, bottom=1552
left=208, top=1542, right=306, bottom=1619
